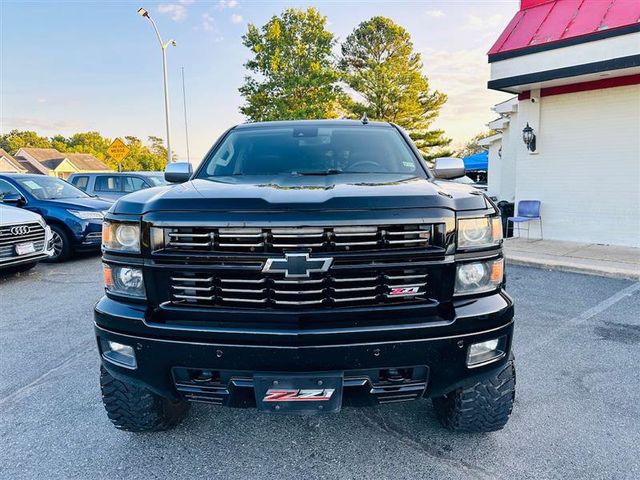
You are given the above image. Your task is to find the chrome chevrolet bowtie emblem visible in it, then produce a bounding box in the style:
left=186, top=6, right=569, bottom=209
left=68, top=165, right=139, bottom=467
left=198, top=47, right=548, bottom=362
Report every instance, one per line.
left=262, top=253, right=333, bottom=278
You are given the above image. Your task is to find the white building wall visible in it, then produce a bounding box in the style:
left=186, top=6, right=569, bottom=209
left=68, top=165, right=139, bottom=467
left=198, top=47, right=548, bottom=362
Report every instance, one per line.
left=515, top=84, right=640, bottom=247
left=498, top=111, right=519, bottom=203
left=486, top=141, right=502, bottom=199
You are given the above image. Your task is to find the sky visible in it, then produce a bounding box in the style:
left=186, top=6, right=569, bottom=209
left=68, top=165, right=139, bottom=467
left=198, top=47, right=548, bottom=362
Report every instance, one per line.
left=1, top=0, right=519, bottom=163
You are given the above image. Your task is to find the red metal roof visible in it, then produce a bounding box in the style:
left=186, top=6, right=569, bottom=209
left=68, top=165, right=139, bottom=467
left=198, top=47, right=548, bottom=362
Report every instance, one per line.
left=489, top=0, right=640, bottom=56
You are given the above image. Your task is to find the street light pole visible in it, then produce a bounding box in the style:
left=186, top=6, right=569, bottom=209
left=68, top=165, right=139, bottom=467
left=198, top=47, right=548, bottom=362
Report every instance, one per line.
left=138, top=8, right=176, bottom=164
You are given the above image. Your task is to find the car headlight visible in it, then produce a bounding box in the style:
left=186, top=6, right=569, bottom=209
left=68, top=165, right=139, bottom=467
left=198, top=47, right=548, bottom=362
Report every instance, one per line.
left=457, top=216, right=502, bottom=249
left=455, top=258, right=504, bottom=295
left=102, top=221, right=141, bottom=253
left=68, top=209, right=104, bottom=220
left=103, top=264, right=145, bottom=298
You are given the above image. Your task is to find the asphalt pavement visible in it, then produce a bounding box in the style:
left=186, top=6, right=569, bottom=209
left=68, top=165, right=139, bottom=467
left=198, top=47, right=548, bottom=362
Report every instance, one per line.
left=1, top=256, right=639, bottom=479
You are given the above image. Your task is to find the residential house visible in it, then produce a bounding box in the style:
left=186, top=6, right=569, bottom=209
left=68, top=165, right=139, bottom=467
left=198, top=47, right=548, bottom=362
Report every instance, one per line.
left=485, top=0, right=640, bottom=248
left=13, top=148, right=111, bottom=179
left=0, top=148, right=27, bottom=173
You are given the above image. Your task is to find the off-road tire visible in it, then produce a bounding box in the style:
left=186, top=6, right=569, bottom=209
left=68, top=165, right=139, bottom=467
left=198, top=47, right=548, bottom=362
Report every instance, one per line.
left=432, top=353, right=516, bottom=432
left=100, top=366, right=190, bottom=432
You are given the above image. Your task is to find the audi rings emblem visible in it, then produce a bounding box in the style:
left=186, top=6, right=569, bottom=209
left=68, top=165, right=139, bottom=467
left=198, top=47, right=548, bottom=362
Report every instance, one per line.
left=10, top=225, right=31, bottom=236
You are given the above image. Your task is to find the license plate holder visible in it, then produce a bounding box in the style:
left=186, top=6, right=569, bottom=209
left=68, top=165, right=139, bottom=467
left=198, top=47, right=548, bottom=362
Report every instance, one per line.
left=254, top=373, right=343, bottom=414
left=15, top=242, right=36, bottom=256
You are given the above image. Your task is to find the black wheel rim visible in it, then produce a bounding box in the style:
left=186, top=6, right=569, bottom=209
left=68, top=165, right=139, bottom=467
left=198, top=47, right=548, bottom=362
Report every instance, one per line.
left=51, top=231, right=64, bottom=258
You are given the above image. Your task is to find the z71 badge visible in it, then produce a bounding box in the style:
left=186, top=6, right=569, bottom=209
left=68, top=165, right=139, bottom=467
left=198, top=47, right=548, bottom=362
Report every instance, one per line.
left=388, top=286, right=421, bottom=296
left=263, top=389, right=336, bottom=402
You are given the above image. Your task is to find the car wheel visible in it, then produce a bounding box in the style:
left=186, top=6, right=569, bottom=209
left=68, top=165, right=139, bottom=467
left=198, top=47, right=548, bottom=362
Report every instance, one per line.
left=44, top=225, right=71, bottom=262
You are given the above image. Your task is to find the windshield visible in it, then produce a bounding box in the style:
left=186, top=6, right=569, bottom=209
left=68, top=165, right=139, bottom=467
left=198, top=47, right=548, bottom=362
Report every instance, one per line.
left=146, top=175, right=167, bottom=186
left=198, top=125, right=425, bottom=177
left=17, top=177, right=90, bottom=200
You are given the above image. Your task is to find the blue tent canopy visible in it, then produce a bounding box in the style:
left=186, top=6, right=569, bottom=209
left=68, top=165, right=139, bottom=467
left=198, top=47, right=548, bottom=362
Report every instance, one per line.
left=463, top=151, right=488, bottom=171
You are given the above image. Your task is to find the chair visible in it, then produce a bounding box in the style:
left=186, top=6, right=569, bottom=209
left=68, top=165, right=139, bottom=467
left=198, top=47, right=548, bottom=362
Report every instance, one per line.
left=508, top=200, right=543, bottom=240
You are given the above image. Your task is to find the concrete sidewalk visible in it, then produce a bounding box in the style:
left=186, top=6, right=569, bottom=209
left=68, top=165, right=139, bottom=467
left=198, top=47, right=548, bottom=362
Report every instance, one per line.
left=503, top=237, right=640, bottom=280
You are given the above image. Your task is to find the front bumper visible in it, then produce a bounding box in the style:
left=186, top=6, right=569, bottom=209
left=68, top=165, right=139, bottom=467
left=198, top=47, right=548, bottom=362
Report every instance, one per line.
left=95, top=291, right=514, bottom=406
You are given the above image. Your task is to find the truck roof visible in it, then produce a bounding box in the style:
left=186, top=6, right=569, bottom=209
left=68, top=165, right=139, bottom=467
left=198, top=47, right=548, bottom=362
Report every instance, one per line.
left=234, top=119, right=393, bottom=129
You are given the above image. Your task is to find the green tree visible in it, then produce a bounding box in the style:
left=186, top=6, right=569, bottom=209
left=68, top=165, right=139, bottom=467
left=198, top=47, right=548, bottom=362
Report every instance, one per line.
left=0, top=130, right=52, bottom=154
left=339, top=17, right=450, bottom=155
left=239, top=7, right=344, bottom=121
left=455, top=130, right=496, bottom=158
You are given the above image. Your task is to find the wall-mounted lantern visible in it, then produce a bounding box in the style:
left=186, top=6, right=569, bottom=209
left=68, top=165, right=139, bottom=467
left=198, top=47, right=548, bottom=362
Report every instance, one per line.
left=522, top=123, right=536, bottom=152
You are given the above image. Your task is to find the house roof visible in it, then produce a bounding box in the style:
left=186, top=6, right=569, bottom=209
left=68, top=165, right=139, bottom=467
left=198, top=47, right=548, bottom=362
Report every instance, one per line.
left=489, top=0, right=640, bottom=58
left=39, top=158, right=68, bottom=170
left=65, top=153, right=110, bottom=171
left=18, top=147, right=65, bottom=162
left=16, top=160, right=43, bottom=174
left=0, top=148, right=26, bottom=172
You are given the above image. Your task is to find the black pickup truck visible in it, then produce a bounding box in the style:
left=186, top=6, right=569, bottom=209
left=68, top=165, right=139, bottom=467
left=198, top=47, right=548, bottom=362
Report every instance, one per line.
left=95, top=120, right=515, bottom=433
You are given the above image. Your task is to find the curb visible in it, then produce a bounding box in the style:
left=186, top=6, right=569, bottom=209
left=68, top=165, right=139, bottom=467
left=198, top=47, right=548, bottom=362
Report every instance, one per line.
left=505, top=256, right=640, bottom=281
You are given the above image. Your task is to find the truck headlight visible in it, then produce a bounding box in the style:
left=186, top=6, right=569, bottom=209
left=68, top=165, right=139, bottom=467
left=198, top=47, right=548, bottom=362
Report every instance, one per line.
left=103, top=264, right=146, bottom=298
left=457, top=216, right=502, bottom=249
left=102, top=221, right=140, bottom=253
left=455, top=258, right=504, bottom=295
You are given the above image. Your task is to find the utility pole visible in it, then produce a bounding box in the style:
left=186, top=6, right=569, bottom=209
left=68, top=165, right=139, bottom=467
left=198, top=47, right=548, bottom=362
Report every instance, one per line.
left=137, top=7, right=176, bottom=164
left=181, top=66, right=191, bottom=163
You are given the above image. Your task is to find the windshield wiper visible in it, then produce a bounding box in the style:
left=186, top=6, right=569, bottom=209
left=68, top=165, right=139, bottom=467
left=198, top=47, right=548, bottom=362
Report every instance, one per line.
left=293, top=169, right=343, bottom=176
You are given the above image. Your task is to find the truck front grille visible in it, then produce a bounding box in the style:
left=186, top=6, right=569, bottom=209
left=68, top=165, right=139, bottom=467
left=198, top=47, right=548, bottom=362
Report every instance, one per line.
left=169, top=266, right=431, bottom=309
left=160, top=224, right=432, bottom=254
left=0, top=222, right=46, bottom=261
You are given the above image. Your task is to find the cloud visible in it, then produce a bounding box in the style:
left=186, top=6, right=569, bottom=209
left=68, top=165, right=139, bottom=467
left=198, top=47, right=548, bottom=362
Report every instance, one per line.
left=421, top=47, right=512, bottom=145
left=231, top=13, right=243, bottom=24
left=36, top=98, right=47, bottom=104
left=202, top=13, right=215, bottom=31
left=425, top=10, right=445, bottom=18
left=2, top=117, right=82, bottom=132
left=217, top=0, right=238, bottom=9
left=158, top=4, right=188, bottom=22
left=179, top=0, right=195, bottom=4
left=463, top=14, right=506, bottom=31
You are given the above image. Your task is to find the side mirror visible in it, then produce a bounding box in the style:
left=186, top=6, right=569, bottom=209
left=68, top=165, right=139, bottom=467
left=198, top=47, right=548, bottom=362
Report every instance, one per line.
left=165, top=162, right=193, bottom=183
left=1, top=193, right=25, bottom=206
left=433, top=157, right=465, bottom=180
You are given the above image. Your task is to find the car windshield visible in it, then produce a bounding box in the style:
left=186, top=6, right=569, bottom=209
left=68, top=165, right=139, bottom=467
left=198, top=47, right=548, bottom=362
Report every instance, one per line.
left=146, top=175, right=167, bottom=186
left=17, top=176, right=90, bottom=200
left=198, top=125, right=425, bottom=177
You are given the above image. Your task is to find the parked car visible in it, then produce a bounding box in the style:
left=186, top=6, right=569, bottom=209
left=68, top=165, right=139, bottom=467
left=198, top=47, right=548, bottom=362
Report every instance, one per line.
left=68, top=172, right=167, bottom=200
left=0, top=204, right=53, bottom=272
left=0, top=174, right=113, bottom=262
left=96, top=120, right=514, bottom=433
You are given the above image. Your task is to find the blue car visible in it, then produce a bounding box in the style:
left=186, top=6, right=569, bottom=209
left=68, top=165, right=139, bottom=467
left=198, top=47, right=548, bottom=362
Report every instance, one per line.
left=0, top=174, right=113, bottom=262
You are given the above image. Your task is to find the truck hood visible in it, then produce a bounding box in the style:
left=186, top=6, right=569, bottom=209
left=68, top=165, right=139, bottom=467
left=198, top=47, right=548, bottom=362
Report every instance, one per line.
left=111, top=174, right=489, bottom=215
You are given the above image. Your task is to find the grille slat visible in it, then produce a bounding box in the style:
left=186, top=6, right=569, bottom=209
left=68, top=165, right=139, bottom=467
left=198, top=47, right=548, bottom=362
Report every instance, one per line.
left=0, top=223, right=46, bottom=260
left=162, top=224, right=433, bottom=254
left=169, top=266, right=431, bottom=309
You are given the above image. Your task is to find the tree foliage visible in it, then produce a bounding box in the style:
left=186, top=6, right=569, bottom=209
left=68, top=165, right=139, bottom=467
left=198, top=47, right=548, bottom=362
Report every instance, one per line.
left=455, top=130, right=496, bottom=159
left=239, top=7, right=344, bottom=121
left=339, top=17, right=450, bottom=155
left=0, top=130, right=167, bottom=171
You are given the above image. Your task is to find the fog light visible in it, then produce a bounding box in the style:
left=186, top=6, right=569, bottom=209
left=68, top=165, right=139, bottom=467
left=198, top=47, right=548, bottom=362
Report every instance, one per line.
left=103, top=340, right=137, bottom=369
left=467, top=336, right=506, bottom=368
